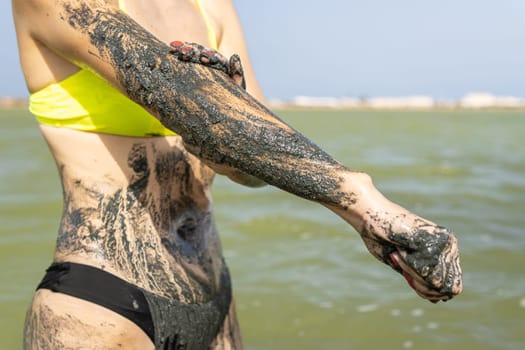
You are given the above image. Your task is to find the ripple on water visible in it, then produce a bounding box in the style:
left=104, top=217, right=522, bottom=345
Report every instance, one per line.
left=319, top=301, right=333, bottom=309
left=390, top=308, right=402, bottom=317
left=410, top=308, right=424, bottom=317
left=356, top=304, right=379, bottom=313
left=426, top=322, right=439, bottom=330
left=411, top=325, right=423, bottom=333
left=403, top=340, right=414, bottom=349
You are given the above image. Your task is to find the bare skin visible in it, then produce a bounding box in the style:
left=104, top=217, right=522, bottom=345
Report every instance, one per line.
left=12, top=0, right=462, bottom=349
left=17, top=0, right=255, bottom=348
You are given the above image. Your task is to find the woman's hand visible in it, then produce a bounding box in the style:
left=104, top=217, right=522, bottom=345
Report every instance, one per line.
left=360, top=213, right=462, bottom=303
left=169, top=41, right=246, bottom=89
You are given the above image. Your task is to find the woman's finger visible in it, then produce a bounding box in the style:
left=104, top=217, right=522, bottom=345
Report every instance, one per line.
left=390, top=252, right=449, bottom=302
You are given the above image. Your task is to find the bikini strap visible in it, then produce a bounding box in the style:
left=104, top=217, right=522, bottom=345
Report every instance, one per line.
left=118, top=0, right=127, bottom=12
left=195, top=0, right=218, bottom=49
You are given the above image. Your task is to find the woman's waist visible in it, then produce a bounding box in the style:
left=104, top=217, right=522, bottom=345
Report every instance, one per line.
left=41, top=125, right=215, bottom=202
left=53, top=225, right=226, bottom=303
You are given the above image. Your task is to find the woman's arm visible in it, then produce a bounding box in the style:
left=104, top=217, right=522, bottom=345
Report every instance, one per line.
left=23, top=0, right=351, bottom=206
left=14, top=0, right=462, bottom=301
left=168, top=40, right=268, bottom=188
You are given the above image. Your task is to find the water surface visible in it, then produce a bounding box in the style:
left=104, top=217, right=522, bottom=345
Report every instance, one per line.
left=1, top=108, right=524, bottom=349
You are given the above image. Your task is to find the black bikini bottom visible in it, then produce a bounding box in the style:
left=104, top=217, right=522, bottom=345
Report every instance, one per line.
left=37, top=262, right=232, bottom=349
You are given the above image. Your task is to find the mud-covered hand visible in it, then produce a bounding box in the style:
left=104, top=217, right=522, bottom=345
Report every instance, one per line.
left=360, top=214, right=462, bottom=303
left=169, top=41, right=246, bottom=89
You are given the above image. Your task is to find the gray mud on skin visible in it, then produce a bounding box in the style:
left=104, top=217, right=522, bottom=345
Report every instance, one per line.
left=56, top=139, right=223, bottom=302
left=362, top=211, right=461, bottom=296
left=61, top=2, right=358, bottom=209
left=24, top=303, right=116, bottom=350
left=143, top=269, right=231, bottom=349
left=59, top=1, right=461, bottom=301
left=388, top=228, right=460, bottom=295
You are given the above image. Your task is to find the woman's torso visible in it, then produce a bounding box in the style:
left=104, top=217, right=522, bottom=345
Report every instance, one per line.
left=20, top=0, right=226, bottom=303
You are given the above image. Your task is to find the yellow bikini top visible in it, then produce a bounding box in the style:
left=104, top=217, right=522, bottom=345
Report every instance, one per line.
left=29, top=0, right=218, bottom=137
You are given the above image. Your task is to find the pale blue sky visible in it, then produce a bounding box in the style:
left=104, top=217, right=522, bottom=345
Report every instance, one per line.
left=2, top=0, right=524, bottom=100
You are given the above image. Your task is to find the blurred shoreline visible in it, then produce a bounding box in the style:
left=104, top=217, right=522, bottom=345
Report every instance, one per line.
left=2, top=92, right=525, bottom=110
left=269, top=92, right=525, bottom=110
left=0, top=97, right=27, bottom=108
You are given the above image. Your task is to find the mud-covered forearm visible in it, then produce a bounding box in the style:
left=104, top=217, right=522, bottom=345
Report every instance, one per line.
left=63, top=3, right=357, bottom=208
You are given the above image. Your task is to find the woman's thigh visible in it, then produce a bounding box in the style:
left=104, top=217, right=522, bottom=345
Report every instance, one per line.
left=23, top=289, right=154, bottom=350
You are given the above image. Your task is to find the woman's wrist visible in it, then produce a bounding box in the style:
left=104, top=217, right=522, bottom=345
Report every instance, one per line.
left=324, top=170, right=378, bottom=232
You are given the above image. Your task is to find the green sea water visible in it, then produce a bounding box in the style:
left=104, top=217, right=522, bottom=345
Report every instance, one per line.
left=1, top=108, right=524, bottom=349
